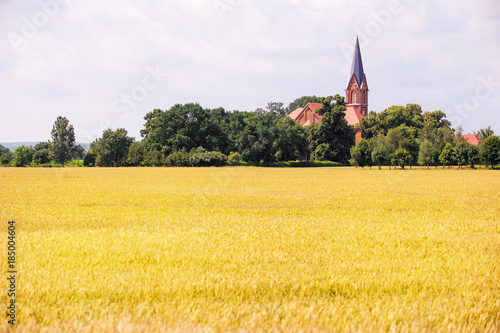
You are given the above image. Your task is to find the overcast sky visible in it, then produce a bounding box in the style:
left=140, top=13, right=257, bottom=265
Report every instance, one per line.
left=1, top=0, right=499, bottom=143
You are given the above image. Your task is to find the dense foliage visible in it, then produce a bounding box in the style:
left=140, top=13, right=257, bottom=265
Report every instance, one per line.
left=91, top=129, right=134, bottom=167
left=138, top=102, right=311, bottom=164
left=353, top=106, right=497, bottom=169
left=2, top=98, right=499, bottom=169
left=308, top=95, right=356, bottom=163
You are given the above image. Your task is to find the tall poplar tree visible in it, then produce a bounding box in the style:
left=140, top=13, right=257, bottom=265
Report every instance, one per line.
left=50, top=116, right=76, bottom=166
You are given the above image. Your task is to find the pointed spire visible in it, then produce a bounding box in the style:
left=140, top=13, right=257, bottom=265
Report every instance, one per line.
left=350, top=36, right=365, bottom=87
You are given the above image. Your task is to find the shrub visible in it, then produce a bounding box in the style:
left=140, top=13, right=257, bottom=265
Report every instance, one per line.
left=166, top=148, right=194, bottom=167
left=228, top=152, right=242, bottom=165
left=189, top=148, right=228, bottom=167
left=145, top=150, right=162, bottom=167
left=66, top=160, right=84, bottom=167
left=33, top=149, right=51, bottom=165
left=13, top=146, right=34, bottom=167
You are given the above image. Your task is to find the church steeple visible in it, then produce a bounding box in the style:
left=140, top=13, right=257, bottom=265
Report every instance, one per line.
left=346, top=36, right=369, bottom=117
left=350, top=36, right=365, bottom=87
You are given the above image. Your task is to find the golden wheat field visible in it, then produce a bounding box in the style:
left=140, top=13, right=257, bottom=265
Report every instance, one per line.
left=0, top=167, right=499, bottom=332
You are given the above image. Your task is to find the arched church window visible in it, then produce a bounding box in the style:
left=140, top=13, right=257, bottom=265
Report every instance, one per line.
left=351, top=91, right=356, bottom=104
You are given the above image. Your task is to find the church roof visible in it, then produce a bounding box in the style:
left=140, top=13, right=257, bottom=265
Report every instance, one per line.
left=308, top=103, right=323, bottom=110
left=289, top=103, right=323, bottom=121
left=288, top=108, right=304, bottom=120
left=289, top=103, right=364, bottom=127
left=349, top=36, right=365, bottom=87
left=344, top=106, right=364, bottom=127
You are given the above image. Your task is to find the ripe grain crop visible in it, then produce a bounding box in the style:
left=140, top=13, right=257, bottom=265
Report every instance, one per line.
left=0, top=167, right=499, bottom=332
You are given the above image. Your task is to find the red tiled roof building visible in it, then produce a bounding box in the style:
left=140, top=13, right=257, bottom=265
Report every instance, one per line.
left=288, top=36, right=368, bottom=144
left=462, top=134, right=483, bottom=147
left=288, top=103, right=323, bottom=127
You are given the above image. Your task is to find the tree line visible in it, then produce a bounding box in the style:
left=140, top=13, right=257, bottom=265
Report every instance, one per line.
left=350, top=106, right=499, bottom=169
left=81, top=95, right=355, bottom=167
left=1, top=95, right=499, bottom=168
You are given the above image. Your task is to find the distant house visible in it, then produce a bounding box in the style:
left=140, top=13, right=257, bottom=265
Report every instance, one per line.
left=288, top=36, right=368, bottom=144
left=462, top=134, right=483, bottom=147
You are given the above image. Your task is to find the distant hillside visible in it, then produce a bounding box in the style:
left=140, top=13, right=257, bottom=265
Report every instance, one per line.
left=0, top=142, right=90, bottom=152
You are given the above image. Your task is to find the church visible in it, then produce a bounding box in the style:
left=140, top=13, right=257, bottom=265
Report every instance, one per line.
left=288, top=36, right=368, bottom=144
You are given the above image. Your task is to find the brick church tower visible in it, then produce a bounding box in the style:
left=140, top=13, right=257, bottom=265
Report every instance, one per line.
left=345, top=36, right=368, bottom=117
left=288, top=35, right=368, bottom=144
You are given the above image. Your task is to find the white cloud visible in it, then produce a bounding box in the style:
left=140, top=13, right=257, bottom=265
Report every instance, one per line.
left=0, top=0, right=499, bottom=142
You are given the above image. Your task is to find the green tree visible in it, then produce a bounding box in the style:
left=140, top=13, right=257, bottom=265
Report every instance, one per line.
left=273, top=117, right=309, bottom=161
left=224, top=111, right=253, bottom=154
left=349, top=138, right=372, bottom=168
left=233, top=112, right=278, bottom=163
left=480, top=135, right=500, bottom=169
left=72, top=145, right=86, bottom=160
left=474, top=126, right=494, bottom=141
left=420, top=126, right=456, bottom=168
left=467, top=144, right=480, bottom=169
left=418, top=140, right=434, bottom=169
left=32, top=142, right=51, bottom=165
left=422, top=110, right=451, bottom=129
left=0, top=152, right=13, bottom=165
left=391, top=148, right=411, bottom=169
left=92, top=129, right=134, bottom=167
left=430, top=149, right=441, bottom=169
left=454, top=125, right=466, bottom=144
left=49, top=116, right=76, bottom=165
left=33, top=149, right=51, bottom=165
left=142, top=104, right=228, bottom=155
left=357, top=104, right=425, bottom=139
left=127, top=142, right=147, bottom=166
left=309, top=95, right=355, bottom=163
left=34, top=142, right=50, bottom=151
left=454, top=142, right=471, bottom=169
left=140, top=109, right=163, bottom=139
left=371, top=146, right=388, bottom=169
left=13, top=146, right=34, bottom=167
left=439, top=143, right=455, bottom=168
left=429, top=127, right=456, bottom=151
left=385, top=125, right=419, bottom=166
left=265, top=102, right=286, bottom=118
left=0, top=144, right=10, bottom=156
left=83, top=149, right=96, bottom=167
